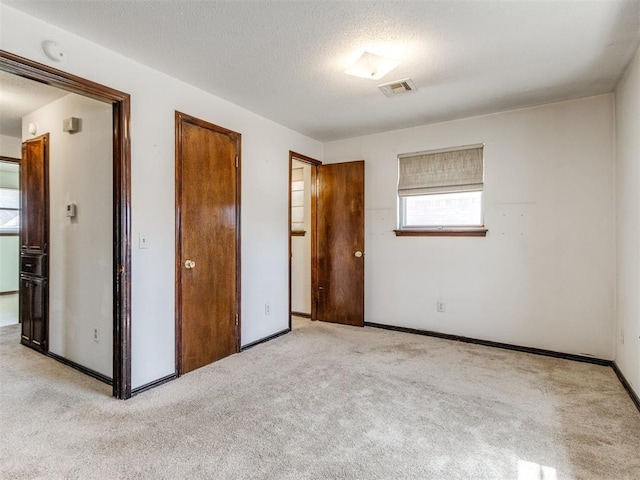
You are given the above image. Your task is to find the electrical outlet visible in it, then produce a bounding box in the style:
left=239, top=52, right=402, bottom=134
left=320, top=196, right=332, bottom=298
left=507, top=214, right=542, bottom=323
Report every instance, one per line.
left=265, top=303, right=270, bottom=315
left=437, top=301, right=445, bottom=313
left=93, top=328, right=99, bottom=343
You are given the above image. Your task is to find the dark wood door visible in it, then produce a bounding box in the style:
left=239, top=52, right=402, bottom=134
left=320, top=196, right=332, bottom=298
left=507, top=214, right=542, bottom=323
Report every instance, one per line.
left=316, top=161, right=365, bottom=326
left=175, top=112, right=240, bottom=375
left=21, top=135, right=49, bottom=252
left=20, top=135, right=49, bottom=352
left=20, top=276, right=47, bottom=350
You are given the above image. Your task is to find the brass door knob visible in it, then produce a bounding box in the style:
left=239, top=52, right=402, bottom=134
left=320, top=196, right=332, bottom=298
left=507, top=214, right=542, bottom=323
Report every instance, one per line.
left=184, top=260, right=196, bottom=269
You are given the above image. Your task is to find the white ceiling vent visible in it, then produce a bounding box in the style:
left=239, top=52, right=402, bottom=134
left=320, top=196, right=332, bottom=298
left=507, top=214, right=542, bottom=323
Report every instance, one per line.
left=378, top=78, right=417, bottom=97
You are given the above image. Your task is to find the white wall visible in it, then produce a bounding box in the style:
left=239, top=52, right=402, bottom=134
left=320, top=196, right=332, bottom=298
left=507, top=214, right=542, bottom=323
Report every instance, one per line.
left=291, top=160, right=312, bottom=314
left=1, top=5, right=322, bottom=388
left=0, top=134, right=21, bottom=158
left=0, top=236, right=18, bottom=293
left=23, top=94, right=113, bottom=377
left=0, top=137, right=21, bottom=326
left=324, top=95, right=616, bottom=359
left=615, top=46, right=640, bottom=398
left=0, top=162, right=20, bottom=295
left=0, top=164, right=19, bottom=187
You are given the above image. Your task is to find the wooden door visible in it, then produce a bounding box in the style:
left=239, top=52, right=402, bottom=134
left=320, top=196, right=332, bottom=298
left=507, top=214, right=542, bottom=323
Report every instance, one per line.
left=20, top=135, right=49, bottom=352
left=20, top=276, right=47, bottom=350
left=175, top=112, right=240, bottom=375
left=316, top=161, right=365, bottom=326
left=21, top=135, right=49, bottom=252
left=19, top=277, right=32, bottom=343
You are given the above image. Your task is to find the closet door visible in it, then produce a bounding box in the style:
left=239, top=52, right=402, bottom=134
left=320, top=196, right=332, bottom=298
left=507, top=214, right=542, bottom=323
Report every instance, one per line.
left=175, top=112, right=240, bottom=375
left=20, top=276, right=47, bottom=350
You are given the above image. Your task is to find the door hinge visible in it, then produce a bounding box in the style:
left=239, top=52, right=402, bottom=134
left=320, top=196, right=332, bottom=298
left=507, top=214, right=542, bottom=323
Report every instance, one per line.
left=235, top=314, right=239, bottom=326
left=235, top=155, right=238, bottom=168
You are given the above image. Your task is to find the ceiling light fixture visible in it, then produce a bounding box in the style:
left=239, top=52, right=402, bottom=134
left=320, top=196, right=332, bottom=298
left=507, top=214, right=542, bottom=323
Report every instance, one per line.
left=344, top=51, right=398, bottom=80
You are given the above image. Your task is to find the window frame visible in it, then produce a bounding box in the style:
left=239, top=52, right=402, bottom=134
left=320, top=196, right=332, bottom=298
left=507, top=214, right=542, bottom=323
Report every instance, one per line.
left=395, top=145, right=488, bottom=237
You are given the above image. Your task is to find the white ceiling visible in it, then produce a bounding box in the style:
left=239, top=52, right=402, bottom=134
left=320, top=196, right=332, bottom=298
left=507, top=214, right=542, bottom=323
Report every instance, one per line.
left=0, top=70, right=68, bottom=137
left=4, top=0, right=640, bottom=142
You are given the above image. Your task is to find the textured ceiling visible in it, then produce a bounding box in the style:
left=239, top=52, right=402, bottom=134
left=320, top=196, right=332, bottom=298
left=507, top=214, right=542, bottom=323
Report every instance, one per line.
left=0, top=70, right=68, bottom=137
left=4, top=0, right=640, bottom=142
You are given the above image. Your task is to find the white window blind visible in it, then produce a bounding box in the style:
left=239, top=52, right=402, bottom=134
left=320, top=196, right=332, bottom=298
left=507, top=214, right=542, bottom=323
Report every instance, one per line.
left=291, top=167, right=305, bottom=231
left=398, top=145, right=483, bottom=196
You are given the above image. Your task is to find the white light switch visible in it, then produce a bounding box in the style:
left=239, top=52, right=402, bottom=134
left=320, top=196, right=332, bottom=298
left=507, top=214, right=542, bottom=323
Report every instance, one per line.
left=66, top=203, right=77, bottom=218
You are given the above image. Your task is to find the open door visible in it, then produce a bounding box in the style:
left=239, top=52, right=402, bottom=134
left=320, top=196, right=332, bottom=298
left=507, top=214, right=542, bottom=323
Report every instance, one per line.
left=315, top=161, right=365, bottom=326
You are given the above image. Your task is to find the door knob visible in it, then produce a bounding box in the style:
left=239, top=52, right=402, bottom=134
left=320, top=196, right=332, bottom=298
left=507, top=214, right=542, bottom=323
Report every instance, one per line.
left=184, top=260, right=196, bottom=269
left=354, top=251, right=363, bottom=258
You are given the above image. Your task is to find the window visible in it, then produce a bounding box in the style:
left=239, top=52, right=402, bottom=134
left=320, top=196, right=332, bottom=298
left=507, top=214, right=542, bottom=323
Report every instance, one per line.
left=291, top=167, right=306, bottom=235
left=0, top=187, right=19, bottom=234
left=396, top=145, right=487, bottom=236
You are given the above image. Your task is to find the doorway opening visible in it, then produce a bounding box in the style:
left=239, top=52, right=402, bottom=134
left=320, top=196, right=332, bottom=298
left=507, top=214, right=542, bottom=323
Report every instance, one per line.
left=288, top=151, right=320, bottom=330
left=0, top=156, right=20, bottom=328
left=289, top=154, right=366, bottom=329
left=0, top=51, right=132, bottom=399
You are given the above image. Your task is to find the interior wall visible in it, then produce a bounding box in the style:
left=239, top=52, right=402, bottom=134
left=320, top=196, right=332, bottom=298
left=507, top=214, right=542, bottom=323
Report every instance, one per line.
left=291, top=160, right=312, bottom=314
left=0, top=5, right=323, bottom=388
left=324, top=95, right=616, bottom=359
left=0, top=136, right=21, bottom=327
left=0, top=162, right=20, bottom=295
left=0, top=134, right=21, bottom=158
left=614, top=45, right=640, bottom=398
left=0, top=163, right=19, bottom=186
left=0, top=235, right=19, bottom=293
left=23, top=93, right=113, bottom=377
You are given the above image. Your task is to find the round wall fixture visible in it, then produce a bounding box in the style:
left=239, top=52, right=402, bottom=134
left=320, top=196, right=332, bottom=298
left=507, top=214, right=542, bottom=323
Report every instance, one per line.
left=42, top=40, right=67, bottom=62
left=28, top=123, right=38, bottom=136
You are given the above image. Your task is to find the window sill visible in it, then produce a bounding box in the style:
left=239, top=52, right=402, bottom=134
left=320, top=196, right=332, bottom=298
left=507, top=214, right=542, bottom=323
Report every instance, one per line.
left=394, top=227, right=488, bottom=237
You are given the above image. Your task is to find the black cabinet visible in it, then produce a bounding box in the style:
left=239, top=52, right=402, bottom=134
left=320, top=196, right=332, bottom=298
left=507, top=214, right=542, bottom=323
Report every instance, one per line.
left=20, top=274, right=47, bottom=352
left=19, top=134, right=49, bottom=353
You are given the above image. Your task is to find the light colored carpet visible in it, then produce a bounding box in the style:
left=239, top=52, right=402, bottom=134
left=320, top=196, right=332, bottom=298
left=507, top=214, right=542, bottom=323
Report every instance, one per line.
left=1, top=321, right=639, bottom=480
left=292, top=315, right=312, bottom=330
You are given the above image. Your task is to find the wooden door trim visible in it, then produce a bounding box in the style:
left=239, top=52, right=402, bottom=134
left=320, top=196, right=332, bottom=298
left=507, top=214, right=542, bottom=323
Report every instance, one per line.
left=0, top=50, right=132, bottom=399
left=175, top=111, right=242, bottom=376
left=0, top=155, right=20, bottom=164
left=288, top=151, right=321, bottom=330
